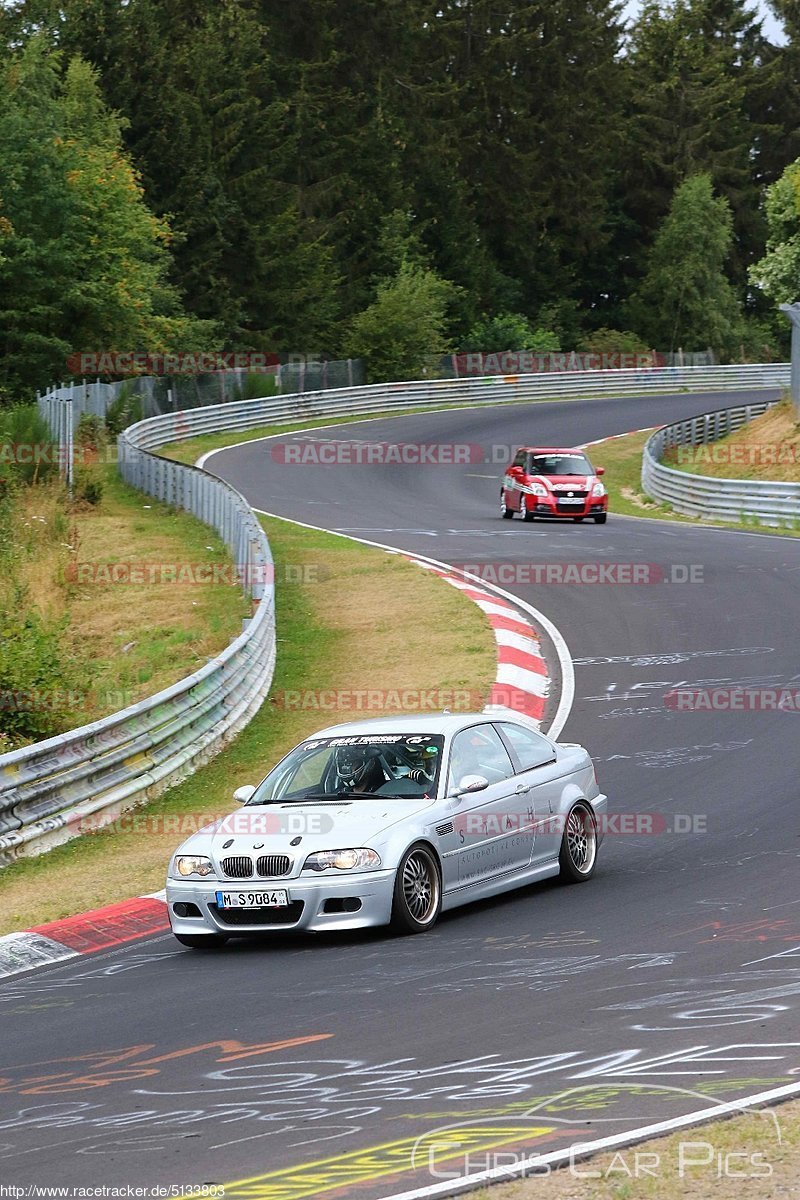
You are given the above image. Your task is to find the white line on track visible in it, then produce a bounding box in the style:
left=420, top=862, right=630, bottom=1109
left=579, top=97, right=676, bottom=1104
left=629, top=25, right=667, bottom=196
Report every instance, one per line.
left=379, top=1080, right=800, bottom=1200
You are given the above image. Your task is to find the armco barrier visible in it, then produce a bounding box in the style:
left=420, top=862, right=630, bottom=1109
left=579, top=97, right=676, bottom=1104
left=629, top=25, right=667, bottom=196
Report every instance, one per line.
left=641, top=397, right=799, bottom=526
left=1, top=363, right=787, bottom=864
left=103, top=363, right=791, bottom=450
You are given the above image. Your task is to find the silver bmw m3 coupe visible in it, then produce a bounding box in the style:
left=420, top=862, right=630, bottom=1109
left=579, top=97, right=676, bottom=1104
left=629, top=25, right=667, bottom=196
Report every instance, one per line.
left=166, top=712, right=607, bottom=947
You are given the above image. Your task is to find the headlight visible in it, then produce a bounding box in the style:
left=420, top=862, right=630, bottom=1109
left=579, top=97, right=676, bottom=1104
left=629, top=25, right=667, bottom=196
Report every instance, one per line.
left=173, top=854, right=215, bottom=878
left=528, top=482, right=548, bottom=497
left=592, top=481, right=606, bottom=497
left=303, top=848, right=382, bottom=872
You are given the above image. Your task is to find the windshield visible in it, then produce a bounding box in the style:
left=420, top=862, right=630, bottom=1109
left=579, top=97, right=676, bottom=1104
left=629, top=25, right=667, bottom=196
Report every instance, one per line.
left=247, top=734, right=445, bottom=803
left=530, top=453, right=593, bottom=477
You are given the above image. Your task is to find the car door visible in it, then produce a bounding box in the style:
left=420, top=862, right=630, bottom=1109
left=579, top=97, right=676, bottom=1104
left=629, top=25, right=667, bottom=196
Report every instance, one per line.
left=495, top=722, right=564, bottom=865
left=504, top=449, right=528, bottom=511
left=448, top=724, right=534, bottom=886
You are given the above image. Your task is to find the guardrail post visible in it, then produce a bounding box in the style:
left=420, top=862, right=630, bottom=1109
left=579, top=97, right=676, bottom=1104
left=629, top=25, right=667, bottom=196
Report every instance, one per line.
left=780, top=303, right=800, bottom=414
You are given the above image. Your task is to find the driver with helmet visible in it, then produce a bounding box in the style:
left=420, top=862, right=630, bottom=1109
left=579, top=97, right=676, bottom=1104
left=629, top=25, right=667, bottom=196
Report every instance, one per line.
left=333, top=744, right=387, bottom=793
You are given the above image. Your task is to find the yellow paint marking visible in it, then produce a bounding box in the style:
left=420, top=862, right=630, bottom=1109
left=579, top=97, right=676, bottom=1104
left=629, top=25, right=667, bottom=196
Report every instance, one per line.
left=217, top=1124, right=554, bottom=1200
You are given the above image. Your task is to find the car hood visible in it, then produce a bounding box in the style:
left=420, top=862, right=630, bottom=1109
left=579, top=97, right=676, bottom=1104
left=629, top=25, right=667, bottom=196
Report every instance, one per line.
left=178, top=798, right=438, bottom=859
left=533, top=474, right=593, bottom=488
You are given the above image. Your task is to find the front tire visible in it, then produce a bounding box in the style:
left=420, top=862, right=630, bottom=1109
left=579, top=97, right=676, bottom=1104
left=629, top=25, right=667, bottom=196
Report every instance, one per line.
left=594, top=512, right=608, bottom=524
left=391, top=843, right=442, bottom=934
left=173, top=932, right=229, bottom=949
left=519, top=495, right=536, bottom=523
left=558, top=802, right=598, bottom=882
left=500, top=491, right=514, bottom=519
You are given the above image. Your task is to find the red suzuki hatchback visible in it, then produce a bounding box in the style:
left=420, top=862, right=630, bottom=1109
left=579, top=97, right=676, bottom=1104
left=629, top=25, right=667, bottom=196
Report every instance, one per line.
left=500, top=447, right=608, bottom=523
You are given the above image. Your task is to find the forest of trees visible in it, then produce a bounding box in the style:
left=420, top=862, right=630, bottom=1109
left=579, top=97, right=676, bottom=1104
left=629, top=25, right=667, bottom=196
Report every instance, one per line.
left=1, top=0, right=800, bottom=397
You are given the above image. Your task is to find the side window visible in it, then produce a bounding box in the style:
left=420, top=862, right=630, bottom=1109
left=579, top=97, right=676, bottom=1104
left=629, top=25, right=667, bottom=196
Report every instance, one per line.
left=512, top=450, right=527, bottom=469
left=448, top=725, right=515, bottom=790
left=497, top=723, right=556, bottom=772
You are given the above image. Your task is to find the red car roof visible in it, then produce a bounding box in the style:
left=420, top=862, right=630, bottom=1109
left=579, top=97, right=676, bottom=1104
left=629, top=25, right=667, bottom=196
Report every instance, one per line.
left=517, top=446, right=587, bottom=454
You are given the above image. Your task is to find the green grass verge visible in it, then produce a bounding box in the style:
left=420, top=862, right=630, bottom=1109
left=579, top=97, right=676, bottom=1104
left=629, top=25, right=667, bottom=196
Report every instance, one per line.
left=0, top=516, right=496, bottom=932
left=591, top=428, right=800, bottom=537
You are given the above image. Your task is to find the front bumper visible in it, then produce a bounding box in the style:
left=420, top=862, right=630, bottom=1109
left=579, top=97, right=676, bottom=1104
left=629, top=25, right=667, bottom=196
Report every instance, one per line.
left=166, top=868, right=397, bottom=936
left=532, top=496, right=608, bottom=518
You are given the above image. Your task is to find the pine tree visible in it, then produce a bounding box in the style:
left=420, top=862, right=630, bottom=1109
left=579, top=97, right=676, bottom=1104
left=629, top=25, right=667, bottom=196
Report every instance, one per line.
left=625, top=0, right=770, bottom=292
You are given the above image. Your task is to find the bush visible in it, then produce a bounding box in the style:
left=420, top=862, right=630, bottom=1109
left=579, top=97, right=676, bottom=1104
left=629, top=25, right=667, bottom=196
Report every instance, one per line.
left=578, top=327, right=651, bottom=355
left=344, top=261, right=459, bottom=382
left=0, top=404, right=58, bottom=487
left=73, top=465, right=104, bottom=505
left=0, top=589, right=77, bottom=745
left=234, top=372, right=280, bottom=401
left=730, top=314, right=786, bottom=363
left=105, top=383, right=144, bottom=437
left=76, top=412, right=109, bottom=460
left=462, top=312, right=561, bottom=354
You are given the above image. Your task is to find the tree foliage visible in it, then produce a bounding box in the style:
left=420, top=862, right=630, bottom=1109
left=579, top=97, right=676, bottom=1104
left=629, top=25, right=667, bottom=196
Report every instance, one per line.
left=0, top=38, right=209, bottom=400
left=344, top=261, right=459, bottom=381
left=0, top=0, right=798, bottom=392
left=462, top=313, right=560, bottom=354
left=629, top=174, right=742, bottom=354
left=749, top=158, right=800, bottom=304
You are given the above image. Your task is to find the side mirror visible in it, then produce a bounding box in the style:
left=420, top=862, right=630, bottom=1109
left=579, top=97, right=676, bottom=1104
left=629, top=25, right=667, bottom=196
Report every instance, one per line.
left=595, top=466, right=605, bottom=477
left=233, top=785, right=256, bottom=804
left=452, top=774, right=489, bottom=798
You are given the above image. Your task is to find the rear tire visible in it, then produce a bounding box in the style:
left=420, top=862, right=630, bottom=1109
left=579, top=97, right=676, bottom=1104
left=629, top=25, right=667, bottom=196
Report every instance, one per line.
left=390, top=843, right=442, bottom=934
left=594, top=512, right=608, bottom=524
left=500, top=491, right=514, bottom=519
left=519, top=495, right=536, bottom=523
left=558, top=802, right=598, bottom=883
left=173, top=932, right=228, bottom=949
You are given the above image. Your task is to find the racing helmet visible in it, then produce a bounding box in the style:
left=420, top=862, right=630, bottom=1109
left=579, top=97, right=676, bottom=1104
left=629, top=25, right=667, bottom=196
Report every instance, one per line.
left=333, top=744, right=382, bottom=788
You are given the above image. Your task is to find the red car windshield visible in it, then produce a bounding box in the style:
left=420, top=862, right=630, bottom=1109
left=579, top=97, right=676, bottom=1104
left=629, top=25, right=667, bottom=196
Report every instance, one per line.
left=529, top=454, right=592, bottom=476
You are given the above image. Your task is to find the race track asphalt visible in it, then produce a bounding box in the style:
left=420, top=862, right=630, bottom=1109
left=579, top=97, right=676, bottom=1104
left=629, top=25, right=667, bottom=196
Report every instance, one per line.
left=2, top=387, right=798, bottom=1199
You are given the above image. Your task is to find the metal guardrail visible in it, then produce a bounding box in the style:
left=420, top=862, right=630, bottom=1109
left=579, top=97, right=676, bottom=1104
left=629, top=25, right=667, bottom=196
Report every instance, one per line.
left=114, top=364, right=792, bottom=448
left=641, top=398, right=799, bottom=525
left=2, top=362, right=787, bottom=864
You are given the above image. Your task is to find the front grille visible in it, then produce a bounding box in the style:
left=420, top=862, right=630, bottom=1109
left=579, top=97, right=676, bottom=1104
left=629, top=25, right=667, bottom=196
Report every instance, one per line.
left=556, top=493, right=588, bottom=511
left=210, top=902, right=305, bottom=927
left=256, top=854, right=291, bottom=877
left=221, top=855, right=253, bottom=879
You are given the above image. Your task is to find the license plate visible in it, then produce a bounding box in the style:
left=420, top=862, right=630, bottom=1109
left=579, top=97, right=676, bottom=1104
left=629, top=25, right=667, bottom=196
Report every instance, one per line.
left=558, top=498, right=584, bottom=505
left=215, top=890, right=289, bottom=908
